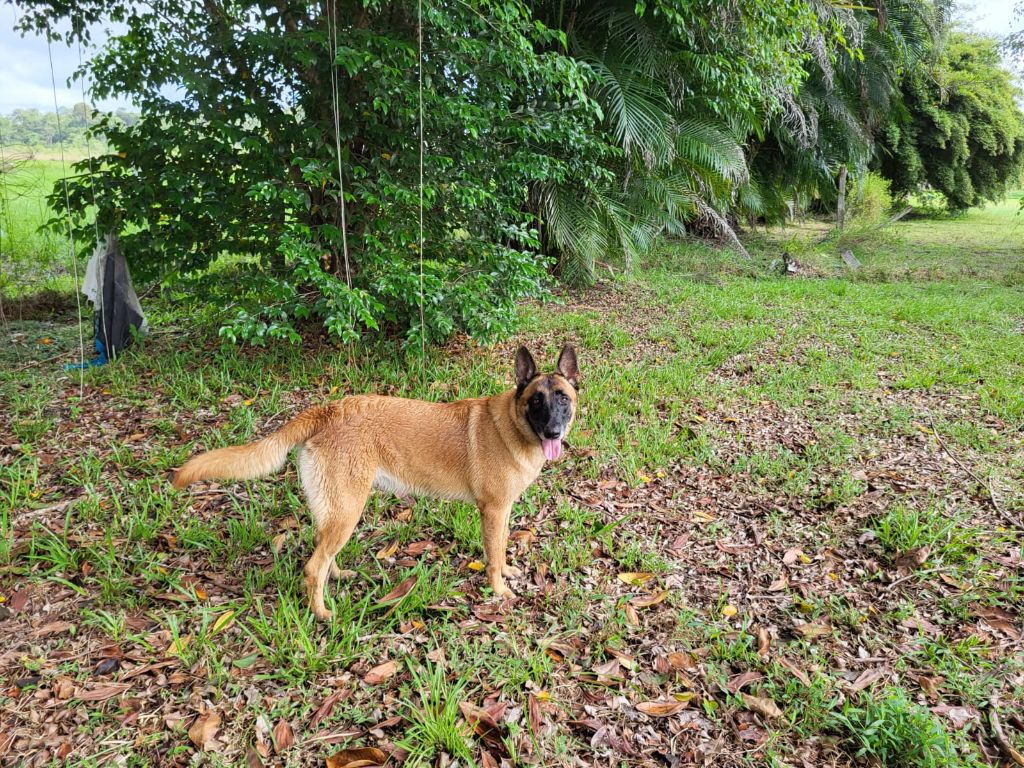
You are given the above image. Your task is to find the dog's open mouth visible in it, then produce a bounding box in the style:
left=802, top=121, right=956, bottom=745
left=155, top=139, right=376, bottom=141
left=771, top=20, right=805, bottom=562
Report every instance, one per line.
left=542, top=438, right=562, bottom=461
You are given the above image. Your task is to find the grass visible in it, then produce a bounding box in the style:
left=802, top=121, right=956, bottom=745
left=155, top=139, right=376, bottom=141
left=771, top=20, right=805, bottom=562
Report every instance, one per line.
left=1, top=192, right=1022, bottom=765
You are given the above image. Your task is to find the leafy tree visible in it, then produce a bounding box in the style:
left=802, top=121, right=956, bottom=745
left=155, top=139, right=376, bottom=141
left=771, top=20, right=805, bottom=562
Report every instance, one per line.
left=877, top=32, right=1024, bottom=212
left=17, top=0, right=603, bottom=345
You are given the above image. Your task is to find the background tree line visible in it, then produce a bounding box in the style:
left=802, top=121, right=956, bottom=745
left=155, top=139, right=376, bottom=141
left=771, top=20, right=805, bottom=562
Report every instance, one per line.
left=13, top=0, right=1024, bottom=346
left=0, top=103, right=138, bottom=152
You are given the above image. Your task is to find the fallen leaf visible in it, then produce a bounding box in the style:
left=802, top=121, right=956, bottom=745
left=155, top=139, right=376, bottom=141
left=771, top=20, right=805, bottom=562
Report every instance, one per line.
left=376, top=575, right=417, bottom=605
left=741, top=693, right=782, bottom=720
left=721, top=604, right=738, bottom=618
left=29, top=621, right=73, bottom=638
left=364, top=660, right=398, bottom=685
left=667, top=652, right=696, bottom=671
left=528, top=693, right=544, bottom=736
left=75, top=683, right=132, bottom=701
left=631, top=590, right=668, bottom=608
left=849, top=667, right=887, bottom=692
left=777, top=657, right=811, bottom=686
left=756, top=626, right=770, bottom=656
left=166, top=634, right=193, bottom=657
left=272, top=719, right=294, bottom=753
left=728, top=671, right=763, bottom=693
left=783, top=547, right=804, bottom=565
left=404, top=540, right=434, bottom=556
left=931, top=705, right=980, bottom=730
left=793, top=621, right=830, bottom=639
left=467, top=560, right=485, bottom=572
left=426, top=646, right=446, bottom=665
left=375, top=540, right=399, bottom=559
left=93, top=658, right=121, bottom=676
left=271, top=532, right=288, bottom=554
left=617, top=572, right=655, bottom=586
left=211, top=610, right=237, bottom=636
left=624, top=604, right=640, bottom=626
left=309, top=688, right=349, bottom=730
left=636, top=700, right=689, bottom=717
left=458, top=701, right=508, bottom=757
left=53, top=676, right=74, bottom=699
left=188, top=711, right=222, bottom=751
left=245, top=745, right=264, bottom=768
left=326, top=746, right=387, bottom=768
left=767, top=574, right=788, bottom=592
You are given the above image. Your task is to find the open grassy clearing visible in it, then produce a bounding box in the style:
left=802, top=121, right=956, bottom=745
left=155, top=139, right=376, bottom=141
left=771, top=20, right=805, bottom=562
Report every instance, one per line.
left=1, top=199, right=1023, bottom=766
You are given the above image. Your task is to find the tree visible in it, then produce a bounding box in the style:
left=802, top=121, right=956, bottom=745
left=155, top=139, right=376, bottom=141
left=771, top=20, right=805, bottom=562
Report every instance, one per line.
left=17, top=0, right=603, bottom=345
left=877, top=32, right=1024, bottom=212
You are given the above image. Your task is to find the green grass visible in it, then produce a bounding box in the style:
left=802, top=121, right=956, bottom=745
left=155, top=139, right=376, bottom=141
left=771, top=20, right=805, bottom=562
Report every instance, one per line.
left=1, top=196, right=1022, bottom=765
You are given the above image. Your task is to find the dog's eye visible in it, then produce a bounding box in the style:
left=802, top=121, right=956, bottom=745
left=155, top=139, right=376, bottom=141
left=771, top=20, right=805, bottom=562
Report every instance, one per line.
left=556, top=392, right=570, bottom=404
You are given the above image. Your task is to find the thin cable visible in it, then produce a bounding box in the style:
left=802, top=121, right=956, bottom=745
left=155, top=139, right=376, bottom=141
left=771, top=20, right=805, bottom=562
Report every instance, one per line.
left=417, top=0, right=426, bottom=380
left=0, top=120, right=13, bottom=329
left=327, top=0, right=351, bottom=288
left=48, top=34, right=86, bottom=396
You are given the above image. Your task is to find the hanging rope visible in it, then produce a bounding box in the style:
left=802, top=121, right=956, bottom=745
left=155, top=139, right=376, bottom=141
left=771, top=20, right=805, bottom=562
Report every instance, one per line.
left=417, top=0, right=426, bottom=380
left=47, top=33, right=87, bottom=397
left=0, top=120, right=12, bottom=330
left=326, top=0, right=351, bottom=288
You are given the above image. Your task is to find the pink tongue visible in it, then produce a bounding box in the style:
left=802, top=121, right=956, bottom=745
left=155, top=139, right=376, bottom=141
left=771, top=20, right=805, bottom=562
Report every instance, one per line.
left=542, top=438, right=562, bottom=461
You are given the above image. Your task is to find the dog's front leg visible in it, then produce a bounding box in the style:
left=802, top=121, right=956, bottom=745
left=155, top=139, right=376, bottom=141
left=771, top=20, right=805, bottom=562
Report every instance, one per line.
left=480, top=502, right=515, bottom=598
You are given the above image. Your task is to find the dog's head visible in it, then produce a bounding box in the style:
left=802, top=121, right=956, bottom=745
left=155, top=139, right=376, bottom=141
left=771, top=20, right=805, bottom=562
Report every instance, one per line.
left=514, top=344, right=579, bottom=461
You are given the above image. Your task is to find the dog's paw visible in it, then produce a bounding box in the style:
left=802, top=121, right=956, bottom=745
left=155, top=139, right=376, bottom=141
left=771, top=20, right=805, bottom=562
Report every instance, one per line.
left=312, top=607, right=334, bottom=622
left=490, top=581, right=517, bottom=599
left=501, top=564, right=523, bottom=579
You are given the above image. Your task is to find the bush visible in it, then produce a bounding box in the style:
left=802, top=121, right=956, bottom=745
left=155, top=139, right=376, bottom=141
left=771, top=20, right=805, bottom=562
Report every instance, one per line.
left=829, top=688, right=984, bottom=768
left=849, top=173, right=893, bottom=223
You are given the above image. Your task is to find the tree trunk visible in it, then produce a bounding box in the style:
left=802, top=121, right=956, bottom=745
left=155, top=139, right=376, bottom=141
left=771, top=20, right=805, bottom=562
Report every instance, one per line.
left=837, top=165, right=848, bottom=232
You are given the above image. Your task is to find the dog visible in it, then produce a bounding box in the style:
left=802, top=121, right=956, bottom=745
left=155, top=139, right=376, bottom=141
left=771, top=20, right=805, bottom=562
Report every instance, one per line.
left=172, top=344, right=579, bottom=620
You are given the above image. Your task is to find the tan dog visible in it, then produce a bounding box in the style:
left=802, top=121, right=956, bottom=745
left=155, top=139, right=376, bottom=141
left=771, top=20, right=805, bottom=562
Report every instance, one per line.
left=172, top=345, right=579, bottom=620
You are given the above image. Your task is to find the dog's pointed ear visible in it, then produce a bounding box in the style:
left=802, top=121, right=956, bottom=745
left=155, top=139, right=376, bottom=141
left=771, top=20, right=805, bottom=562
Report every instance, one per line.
left=515, top=346, right=537, bottom=391
left=557, top=344, right=579, bottom=388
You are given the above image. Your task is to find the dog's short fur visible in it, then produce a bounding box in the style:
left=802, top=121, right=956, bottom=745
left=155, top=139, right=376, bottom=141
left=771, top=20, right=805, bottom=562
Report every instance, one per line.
left=172, top=345, right=579, bottom=619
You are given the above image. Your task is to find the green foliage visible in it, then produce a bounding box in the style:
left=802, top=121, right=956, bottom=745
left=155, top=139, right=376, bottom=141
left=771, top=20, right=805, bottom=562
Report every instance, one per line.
left=18, top=0, right=599, bottom=345
left=878, top=33, right=1024, bottom=212
left=830, top=688, right=984, bottom=768
left=849, top=172, right=894, bottom=222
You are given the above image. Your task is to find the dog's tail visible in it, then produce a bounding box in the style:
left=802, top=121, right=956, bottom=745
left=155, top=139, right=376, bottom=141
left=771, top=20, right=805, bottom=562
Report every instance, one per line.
left=171, top=404, right=336, bottom=489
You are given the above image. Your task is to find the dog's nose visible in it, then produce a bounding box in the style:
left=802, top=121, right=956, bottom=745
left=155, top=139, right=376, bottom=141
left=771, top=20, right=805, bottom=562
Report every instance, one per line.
left=543, top=430, right=560, bottom=439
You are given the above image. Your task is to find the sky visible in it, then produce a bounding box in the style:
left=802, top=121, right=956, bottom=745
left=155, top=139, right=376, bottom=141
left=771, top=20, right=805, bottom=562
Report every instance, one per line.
left=0, top=0, right=1021, bottom=114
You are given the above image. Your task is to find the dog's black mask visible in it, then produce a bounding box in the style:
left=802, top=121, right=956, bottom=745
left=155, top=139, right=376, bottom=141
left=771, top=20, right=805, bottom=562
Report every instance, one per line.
left=525, top=379, right=574, bottom=441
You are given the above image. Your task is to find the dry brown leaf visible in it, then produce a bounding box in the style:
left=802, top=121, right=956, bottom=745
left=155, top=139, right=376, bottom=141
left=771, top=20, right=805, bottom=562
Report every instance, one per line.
left=29, top=621, right=73, bottom=638
left=458, top=701, right=508, bottom=756
left=741, top=693, right=782, bottom=720
left=271, top=532, right=288, bottom=554
left=624, top=604, right=640, bottom=626
left=850, top=667, right=888, bottom=692
left=631, top=590, right=668, bottom=608
left=375, top=575, right=417, bottom=605
left=756, top=626, right=770, bottom=656
left=793, top=621, right=830, bottom=639
left=309, top=689, right=349, bottom=730
left=767, top=574, right=788, bottom=592
left=188, top=711, right=222, bottom=751
left=272, top=719, right=294, bottom=753
left=636, top=700, right=689, bottom=717
left=53, top=676, right=74, bottom=700
left=166, top=634, right=193, bottom=657
left=728, top=671, right=763, bottom=693
left=325, top=746, right=387, bottom=768
left=667, top=651, right=696, bottom=671
left=528, top=693, right=544, bottom=736
left=75, top=682, right=132, bottom=701
left=364, top=660, right=398, bottom=685
left=211, top=610, right=237, bottom=636
left=782, top=547, right=804, bottom=565
left=245, top=745, right=265, bottom=768
left=777, top=657, right=811, bottom=686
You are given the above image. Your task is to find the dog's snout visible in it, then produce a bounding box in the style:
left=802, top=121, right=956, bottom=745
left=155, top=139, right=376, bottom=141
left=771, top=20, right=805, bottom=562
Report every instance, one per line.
left=543, top=429, right=560, bottom=439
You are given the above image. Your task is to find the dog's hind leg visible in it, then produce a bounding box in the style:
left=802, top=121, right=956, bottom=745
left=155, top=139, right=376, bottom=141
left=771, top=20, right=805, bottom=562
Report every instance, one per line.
left=298, top=445, right=370, bottom=621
